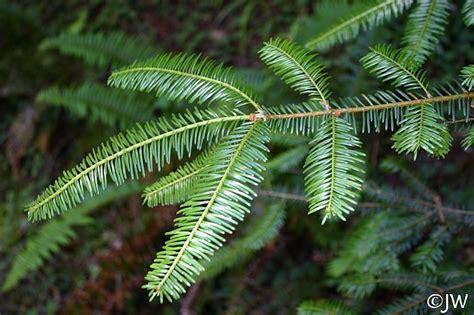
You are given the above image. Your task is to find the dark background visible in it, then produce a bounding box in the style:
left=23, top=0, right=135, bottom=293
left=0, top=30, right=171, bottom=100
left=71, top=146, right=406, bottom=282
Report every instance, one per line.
left=1, top=1, right=473, bottom=314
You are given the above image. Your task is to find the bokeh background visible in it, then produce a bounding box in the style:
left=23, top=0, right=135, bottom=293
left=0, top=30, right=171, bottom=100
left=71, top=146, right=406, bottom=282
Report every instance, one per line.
left=1, top=1, right=473, bottom=314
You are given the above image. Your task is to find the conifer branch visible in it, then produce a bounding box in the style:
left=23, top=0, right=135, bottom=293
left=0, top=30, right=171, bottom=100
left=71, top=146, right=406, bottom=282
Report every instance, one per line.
left=265, top=92, right=474, bottom=120
left=388, top=279, right=474, bottom=314
left=24, top=33, right=474, bottom=305
left=259, top=38, right=330, bottom=107
left=463, top=0, right=474, bottom=26
left=26, top=111, right=249, bottom=221
left=142, top=147, right=214, bottom=207
left=305, top=0, right=414, bottom=50
left=109, top=53, right=262, bottom=110
left=402, top=0, right=449, bottom=66
left=144, top=122, right=269, bottom=302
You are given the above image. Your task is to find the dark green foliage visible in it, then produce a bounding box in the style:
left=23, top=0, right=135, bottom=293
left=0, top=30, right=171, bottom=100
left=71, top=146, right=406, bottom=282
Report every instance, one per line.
left=40, top=32, right=157, bottom=68
left=297, top=299, right=353, bottom=315
left=290, top=0, right=354, bottom=45
left=409, top=227, right=449, bottom=273
left=37, top=83, right=157, bottom=128
left=325, top=155, right=474, bottom=313
left=265, top=145, right=308, bottom=172
left=199, top=201, right=285, bottom=279
left=0, top=1, right=41, bottom=49
left=3, top=1, right=474, bottom=312
left=303, top=0, right=414, bottom=50
left=2, top=183, right=140, bottom=292
left=461, top=126, right=474, bottom=149
left=377, top=293, right=430, bottom=315
left=463, top=0, right=474, bottom=26
left=402, top=0, right=450, bottom=66
left=380, top=156, right=436, bottom=196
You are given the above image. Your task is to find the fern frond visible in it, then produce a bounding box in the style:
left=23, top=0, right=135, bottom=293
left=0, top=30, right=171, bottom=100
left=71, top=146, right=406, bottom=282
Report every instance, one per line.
left=361, top=44, right=428, bottom=93
left=2, top=183, right=139, bottom=292
left=463, top=0, right=474, bottom=27
left=26, top=108, right=248, bottom=221
left=259, top=38, right=331, bottom=106
left=304, top=116, right=365, bottom=223
left=142, top=148, right=214, bottom=207
left=143, top=122, right=270, bottom=302
left=462, top=126, right=474, bottom=150
left=108, top=53, right=261, bottom=110
left=36, top=83, right=156, bottom=128
left=402, top=0, right=450, bottom=66
left=461, top=65, right=474, bottom=90
left=391, top=104, right=452, bottom=158
left=297, top=299, right=353, bottom=315
left=305, top=0, right=414, bottom=51
left=40, top=32, right=157, bottom=68
left=199, top=202, right=285, bottom=279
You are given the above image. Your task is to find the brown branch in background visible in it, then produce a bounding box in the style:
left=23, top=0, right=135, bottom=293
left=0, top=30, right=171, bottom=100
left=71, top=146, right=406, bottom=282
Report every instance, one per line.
left=258, top=187, right=474, bottom=217
left=433, top=195, right=446, bottom=224
left=446, top=117, right=474, bottom=124
left=6, top=106, right=38, bottom=182
left=224, top=244, right=276, bottom=315
left=180, top=282, right=202, bottom=315
left=257, top=190, right=306, bottom=202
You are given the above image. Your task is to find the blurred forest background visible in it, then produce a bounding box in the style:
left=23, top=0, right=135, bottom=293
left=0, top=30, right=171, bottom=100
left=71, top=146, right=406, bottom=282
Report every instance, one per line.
left=1, top=0, right=473, bottom=314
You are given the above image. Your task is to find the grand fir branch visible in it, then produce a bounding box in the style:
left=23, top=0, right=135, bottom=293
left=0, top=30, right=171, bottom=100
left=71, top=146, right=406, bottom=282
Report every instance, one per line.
left=109, top=67, right=262, bottom=110
left=395, top=279, right=474, bottom=313
left=154, top=123, right=261, bottom=295
left=26, top=114, right=251, bottom=215
left=263, top=41, right=329, bottom=107
left=26, top=92, right=473, bottom=215
left=305, top=0, right=403, bottom=49
left=263, top=92, right=474, bottom=120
